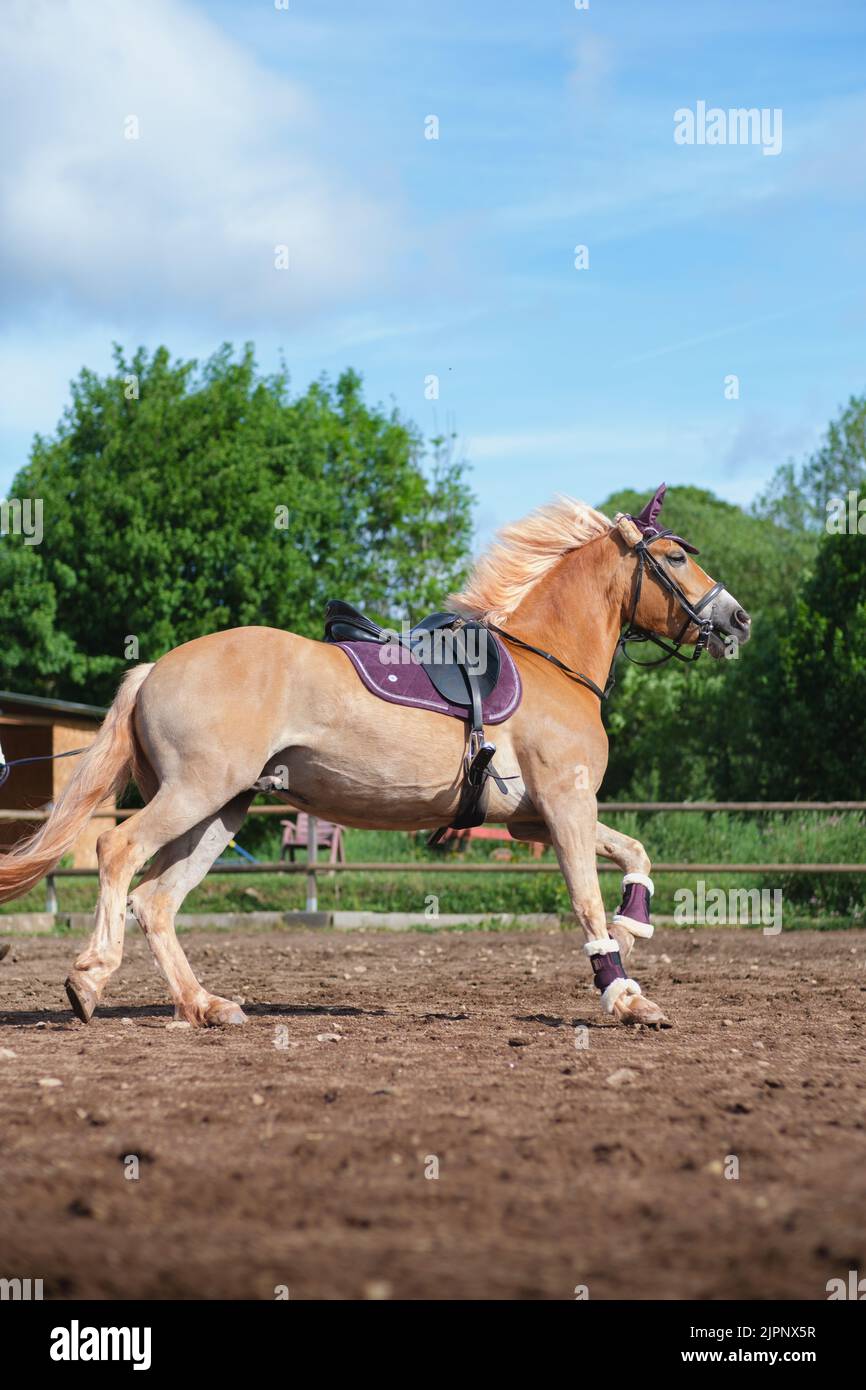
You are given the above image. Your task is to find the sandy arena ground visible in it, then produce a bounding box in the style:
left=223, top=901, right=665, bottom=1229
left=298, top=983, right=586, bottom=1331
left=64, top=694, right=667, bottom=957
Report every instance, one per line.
left=0, top=925, right=864, bottom=1300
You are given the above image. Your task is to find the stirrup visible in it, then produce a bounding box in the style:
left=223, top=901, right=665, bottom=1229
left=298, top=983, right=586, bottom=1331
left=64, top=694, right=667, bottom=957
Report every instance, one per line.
left=427, top=735, right=496, bottom=849
left=465, top=730, right=496, bottom=785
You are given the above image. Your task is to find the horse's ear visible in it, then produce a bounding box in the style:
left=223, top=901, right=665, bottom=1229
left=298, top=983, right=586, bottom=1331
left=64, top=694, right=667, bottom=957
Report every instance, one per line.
left=614, top=513, right=643, bottom=547
left=635, top=483, right=667, bottom=529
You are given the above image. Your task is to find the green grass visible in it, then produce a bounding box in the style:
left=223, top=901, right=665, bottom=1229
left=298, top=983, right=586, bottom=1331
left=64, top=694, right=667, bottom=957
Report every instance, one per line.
left=3, top=813, right=864, bottom=926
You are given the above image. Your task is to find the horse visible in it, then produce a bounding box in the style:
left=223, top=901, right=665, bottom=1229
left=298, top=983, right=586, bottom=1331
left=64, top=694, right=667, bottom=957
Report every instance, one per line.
left=0, top=486, right=750, bottom=1029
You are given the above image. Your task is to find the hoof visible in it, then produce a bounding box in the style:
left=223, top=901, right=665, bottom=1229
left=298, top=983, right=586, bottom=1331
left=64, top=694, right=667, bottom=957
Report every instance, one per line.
left=614, top=992, right=671, bottom=1029
left=204, top=997, right=247, bottom=1028
left=65, top=973, right=99, bottom=1024
left=177, top=995, right=248, bottom=1028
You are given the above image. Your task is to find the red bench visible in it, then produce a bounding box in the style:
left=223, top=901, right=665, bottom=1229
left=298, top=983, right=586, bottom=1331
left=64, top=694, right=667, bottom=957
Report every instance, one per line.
left=280, top=814, right=345, bottom=864
left=444, top=825, right=546, bottom=858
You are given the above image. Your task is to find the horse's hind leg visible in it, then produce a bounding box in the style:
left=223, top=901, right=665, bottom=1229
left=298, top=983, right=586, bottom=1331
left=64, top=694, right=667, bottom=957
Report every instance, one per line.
left=128, top=792, right=254, bottom=1027
left=65, top=817, right=158, bottom=1023
left=63, top=756, right=161, bottom=1021
left=65, top=786, right=236, bottom=1023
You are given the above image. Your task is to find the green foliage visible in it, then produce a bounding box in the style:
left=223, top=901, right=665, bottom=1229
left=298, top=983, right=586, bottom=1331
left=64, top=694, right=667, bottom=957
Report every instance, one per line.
left=0, top=545, right=82, bottom=694
left=1, top=344, right=474, bottom=702
left=747, top=395, right=866, bottom=798
left=756, top=533, right=866, bottom=797
left=754, top=393, right=866, bottom=531
left=600, top=410, right=866, bottom=801
left=6, top=817, right=861, bottom=922
left=598, top=484, right=815, bottom=799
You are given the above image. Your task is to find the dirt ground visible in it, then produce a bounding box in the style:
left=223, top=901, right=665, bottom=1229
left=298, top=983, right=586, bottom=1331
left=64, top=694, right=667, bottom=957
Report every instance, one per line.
left=0, top=925, right=864, bottom=1301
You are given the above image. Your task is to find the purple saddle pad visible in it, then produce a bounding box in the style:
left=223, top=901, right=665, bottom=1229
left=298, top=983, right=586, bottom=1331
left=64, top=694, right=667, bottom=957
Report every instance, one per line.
left=334, top=634, right=522, bottom=724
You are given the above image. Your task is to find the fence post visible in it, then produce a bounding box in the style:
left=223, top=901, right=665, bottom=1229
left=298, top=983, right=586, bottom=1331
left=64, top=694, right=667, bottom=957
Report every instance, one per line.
left=306, top=816, right=318, bottom=914
left=45, top=874, right=58, bottom=914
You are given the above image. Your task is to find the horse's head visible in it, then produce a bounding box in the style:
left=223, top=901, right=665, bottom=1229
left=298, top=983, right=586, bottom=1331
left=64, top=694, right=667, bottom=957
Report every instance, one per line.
left=614, top=485, right=751, bottom=660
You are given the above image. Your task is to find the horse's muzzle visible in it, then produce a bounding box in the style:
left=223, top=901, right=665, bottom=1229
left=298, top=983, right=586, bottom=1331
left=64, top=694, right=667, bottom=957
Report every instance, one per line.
left=707, top=590, right=751, bottom=657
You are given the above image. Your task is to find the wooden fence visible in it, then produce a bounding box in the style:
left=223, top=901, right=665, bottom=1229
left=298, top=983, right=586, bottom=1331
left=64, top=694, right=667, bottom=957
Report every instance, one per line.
left=0, top=800, right=862, bottom=913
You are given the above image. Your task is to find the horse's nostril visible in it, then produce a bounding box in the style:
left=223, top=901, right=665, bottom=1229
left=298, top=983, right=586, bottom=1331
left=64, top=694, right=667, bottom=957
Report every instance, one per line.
left=735, top=608, right=750, bottom=627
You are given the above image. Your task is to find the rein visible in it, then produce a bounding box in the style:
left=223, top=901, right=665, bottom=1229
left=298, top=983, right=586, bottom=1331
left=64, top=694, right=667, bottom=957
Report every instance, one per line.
left=487, top=532, right=724, bottom=703
left=484, top=624, right=609, bottom=701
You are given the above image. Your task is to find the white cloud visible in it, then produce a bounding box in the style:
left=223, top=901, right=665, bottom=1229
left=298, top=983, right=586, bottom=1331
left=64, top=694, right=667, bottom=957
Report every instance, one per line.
left=717, top=411, right=821, bottom=477
left=567, top=34, right=615, bottom=108
left=0, top=0, right=403, bottom=327
left=467, top=411, right=823, bottom=513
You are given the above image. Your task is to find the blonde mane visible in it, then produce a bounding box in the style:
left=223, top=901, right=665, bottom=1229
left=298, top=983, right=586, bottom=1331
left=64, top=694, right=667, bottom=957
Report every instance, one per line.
left=450, top=495, right=613, bottom=625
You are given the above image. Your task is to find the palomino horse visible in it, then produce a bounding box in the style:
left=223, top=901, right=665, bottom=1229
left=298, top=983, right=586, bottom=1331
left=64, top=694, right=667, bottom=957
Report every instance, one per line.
left=0, top=488, right=750, bottom=1028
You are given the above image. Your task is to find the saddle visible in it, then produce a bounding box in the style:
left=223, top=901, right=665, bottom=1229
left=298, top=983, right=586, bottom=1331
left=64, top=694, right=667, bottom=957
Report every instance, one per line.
left=324, top=600, right=505, bottom=841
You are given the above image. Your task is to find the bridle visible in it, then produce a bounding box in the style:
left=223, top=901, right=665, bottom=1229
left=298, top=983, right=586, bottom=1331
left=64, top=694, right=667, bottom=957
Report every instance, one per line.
left=618, top=531, right=724, bottom=674
left=487, top=524, right=725, bottom=703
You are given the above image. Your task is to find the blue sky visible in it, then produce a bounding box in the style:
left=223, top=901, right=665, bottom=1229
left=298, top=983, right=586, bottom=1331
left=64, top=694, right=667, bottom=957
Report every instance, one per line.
left=1, top=0, right=864, bottom=544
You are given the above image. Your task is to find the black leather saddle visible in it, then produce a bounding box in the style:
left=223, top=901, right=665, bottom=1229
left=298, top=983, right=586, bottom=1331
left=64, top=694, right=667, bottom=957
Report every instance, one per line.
left=324, top=599, right=502, bottom=841
left=324, top=600, right=501, bottom=702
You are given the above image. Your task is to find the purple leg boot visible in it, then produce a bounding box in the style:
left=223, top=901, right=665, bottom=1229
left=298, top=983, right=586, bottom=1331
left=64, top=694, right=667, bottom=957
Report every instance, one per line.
left=613, top=872, right=654, bottom=938
left=584, top=936, right=642, bottom=1015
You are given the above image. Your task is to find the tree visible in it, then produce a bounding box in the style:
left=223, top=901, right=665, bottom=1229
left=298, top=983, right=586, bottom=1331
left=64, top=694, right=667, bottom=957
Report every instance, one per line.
left=744, top=393, right=866, bottom=796
left=1, top=344, right=474, bottom=703
left=761, top=532, right=866, bottom=797
left=0, top=546, right=82, bottom=695
left=754, top=393, right=866, bottom=532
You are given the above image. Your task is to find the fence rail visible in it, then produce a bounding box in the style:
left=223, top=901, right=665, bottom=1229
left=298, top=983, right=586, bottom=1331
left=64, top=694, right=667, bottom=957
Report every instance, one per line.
left=0, top=800, right=861, bottom=913
left=37, top=853, right=866, bottom=919
left=3, top=800, right=866, bottom=823
left=42, top=860, right=866, bottom=876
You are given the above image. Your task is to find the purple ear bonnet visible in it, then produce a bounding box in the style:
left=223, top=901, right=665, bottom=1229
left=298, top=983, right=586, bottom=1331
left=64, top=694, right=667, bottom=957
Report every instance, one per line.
left=629, top=483, right=699, bottom=554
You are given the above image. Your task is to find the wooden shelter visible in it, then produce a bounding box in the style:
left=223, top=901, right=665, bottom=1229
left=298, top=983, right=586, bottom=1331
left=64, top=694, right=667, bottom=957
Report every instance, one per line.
left=0, top=690, right=110, bottom=869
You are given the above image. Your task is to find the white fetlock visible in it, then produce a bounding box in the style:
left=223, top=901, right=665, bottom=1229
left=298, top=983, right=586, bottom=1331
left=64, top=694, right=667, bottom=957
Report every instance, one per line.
left=600, top=976, right=642, bottom=1015
left=612, top=871, right=655, bottom=938
left=583, top=936, right=621, bottom=957
left=622, top=873, right=654, bottom=893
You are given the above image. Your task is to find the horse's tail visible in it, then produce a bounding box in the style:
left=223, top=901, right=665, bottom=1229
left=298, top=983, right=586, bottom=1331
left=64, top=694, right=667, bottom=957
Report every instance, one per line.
left=0, top=664, right=154, bottom=904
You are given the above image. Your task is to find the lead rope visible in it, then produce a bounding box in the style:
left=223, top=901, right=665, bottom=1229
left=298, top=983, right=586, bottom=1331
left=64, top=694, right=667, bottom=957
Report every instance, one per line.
left=0, top=746, right=88, bottom=790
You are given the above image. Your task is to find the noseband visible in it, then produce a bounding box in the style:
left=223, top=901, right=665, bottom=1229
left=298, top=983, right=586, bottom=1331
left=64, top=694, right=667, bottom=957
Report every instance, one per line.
left=487, top=528, right=725, bottom=702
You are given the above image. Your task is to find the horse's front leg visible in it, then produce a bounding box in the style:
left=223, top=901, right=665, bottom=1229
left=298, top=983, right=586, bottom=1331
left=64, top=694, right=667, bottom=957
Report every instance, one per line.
left=595, top=819, right=655, bottom=964
left=529, top=781, right=668, bottom=1027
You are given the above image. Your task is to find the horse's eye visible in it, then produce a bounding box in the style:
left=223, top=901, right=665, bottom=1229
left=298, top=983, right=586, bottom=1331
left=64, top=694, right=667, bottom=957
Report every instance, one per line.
left=668, top=551, right=686, bottom=566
